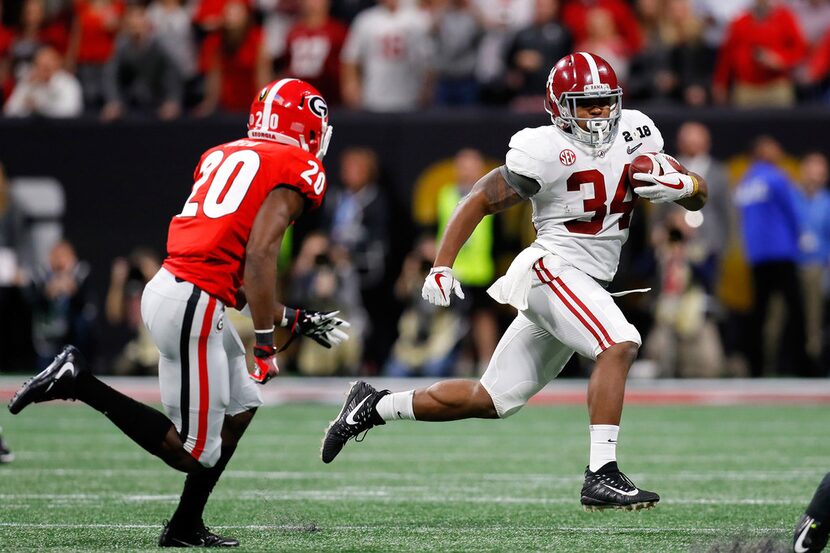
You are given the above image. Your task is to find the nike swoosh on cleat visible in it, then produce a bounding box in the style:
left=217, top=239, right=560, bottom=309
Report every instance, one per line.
left=345, top=395, right=371, bottom=425
left=794, top=517, right=815, bottom=553
left=44, top=363, right=75, bottom=394
left=627, top=143, right=643, bottom=155
left=601, top=483, right=640, bottom=497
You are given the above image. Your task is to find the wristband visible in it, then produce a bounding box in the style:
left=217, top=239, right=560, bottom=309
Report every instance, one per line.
left=255, top=328, right=275, bottom=347
left=690, top=174, right=699, bottom=197
left=280, top=307, right=299, bottom=330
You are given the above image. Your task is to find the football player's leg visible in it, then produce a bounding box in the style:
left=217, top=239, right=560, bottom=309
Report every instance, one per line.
left=528, top=257, right=657, bottom=509
left=167, top=325, right=261, bottom=536
left=151, top=273, right=230, bottom=472
left=477, top=313, right=574, bottom=419
left=321, top=314, right=569, bottom=463
left=373, top=314, right=566, bottom=423
left=8, top=274, right=200, bottom=472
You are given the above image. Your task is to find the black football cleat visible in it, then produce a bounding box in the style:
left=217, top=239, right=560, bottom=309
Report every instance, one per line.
left=321, top=381, right=388, bottom=464
left=159, top=521, right=240, bottom=548
left=580, top=462, right=660, bottom=511
left=8, top=345, right=85, bottom=415
left=794, top=514, right=829, bottom=553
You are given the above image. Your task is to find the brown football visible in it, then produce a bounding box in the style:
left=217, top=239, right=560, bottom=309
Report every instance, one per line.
left=628, top=153, right=684, bottom=188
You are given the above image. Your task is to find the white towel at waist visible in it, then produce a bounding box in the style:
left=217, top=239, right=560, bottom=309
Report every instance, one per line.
left=486, top=245, right=547, bottom=311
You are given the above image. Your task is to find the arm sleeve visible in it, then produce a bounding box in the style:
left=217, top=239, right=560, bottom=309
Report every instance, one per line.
left=499, top=165, right=540, bottom=200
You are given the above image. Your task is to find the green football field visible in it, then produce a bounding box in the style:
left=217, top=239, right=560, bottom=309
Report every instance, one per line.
left=0, top=402, right=827, bottom=552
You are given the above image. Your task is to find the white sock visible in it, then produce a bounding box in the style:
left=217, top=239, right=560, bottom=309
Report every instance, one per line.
left=589, top=424, right=619, bottom=472
left=374, top=391, right=416, bottom=421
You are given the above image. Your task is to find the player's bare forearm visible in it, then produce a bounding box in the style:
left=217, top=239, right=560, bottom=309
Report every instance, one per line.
left=244, top=249, right=279, bottom=331
left=245, top=188, right=304, bottom=330
left=434, top=168, right=523, bottom=267
left=675, top=171, right=707, bottom=211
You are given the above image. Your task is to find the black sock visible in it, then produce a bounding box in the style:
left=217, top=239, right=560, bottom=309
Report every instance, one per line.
left=169, top=444, right=238, bottom=530
left=807, top=472, right=830, bottom=521
left=74, top=371, right=173, bottom=456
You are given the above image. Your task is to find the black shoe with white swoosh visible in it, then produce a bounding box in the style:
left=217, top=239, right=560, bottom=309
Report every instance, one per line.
left=159, top=520, right=240, bottom=547
left=580, top=461, right=660, bottom=511
left=794, top=514, right=829, bottom=553
left=321, top=381, right=388, bottom=464
left=8, top=345, right=84, bottom=415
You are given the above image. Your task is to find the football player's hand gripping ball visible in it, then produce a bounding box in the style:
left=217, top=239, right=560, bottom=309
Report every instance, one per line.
left=422, top=266, right=465, bottom=307
left=251, top=343, right=279, bottom=384
left=632, top=153, right=697, bottom=203
left=287, top=309, right=350, bottom=348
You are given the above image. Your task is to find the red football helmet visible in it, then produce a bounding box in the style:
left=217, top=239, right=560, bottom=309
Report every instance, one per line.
left=545, top=52, right=622, bottom=148
left=247, top=78, right=333, bottom=159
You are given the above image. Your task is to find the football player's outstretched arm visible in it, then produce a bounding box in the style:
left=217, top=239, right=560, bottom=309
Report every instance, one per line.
left=245, top=188, right=304, bottom=333
left=434, top=168, right=524, bottom=267
left=674, top=171, right=708, bottom=211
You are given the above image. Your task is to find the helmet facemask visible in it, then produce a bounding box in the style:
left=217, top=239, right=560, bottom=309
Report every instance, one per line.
left=554, top=88, right=622, bottom=147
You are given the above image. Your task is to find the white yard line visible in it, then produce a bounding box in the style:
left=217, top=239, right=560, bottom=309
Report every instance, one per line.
left=0, top=492, right=805, bottom=506
left=0, top=522, right=787, bottom=533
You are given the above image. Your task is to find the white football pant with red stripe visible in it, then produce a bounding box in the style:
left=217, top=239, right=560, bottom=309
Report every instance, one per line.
left=480, top=253, right=640, bottom=418
left=141, top=268, right=263, bottom=467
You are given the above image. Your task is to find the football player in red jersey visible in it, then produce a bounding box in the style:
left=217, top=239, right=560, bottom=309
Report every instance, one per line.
left=8, top=78, right=349, bottom=547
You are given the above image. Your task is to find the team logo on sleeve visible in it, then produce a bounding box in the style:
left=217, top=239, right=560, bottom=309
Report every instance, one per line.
left=308, top=96, right=328, bottom=119
left=559, top=149, right=576, bottom=166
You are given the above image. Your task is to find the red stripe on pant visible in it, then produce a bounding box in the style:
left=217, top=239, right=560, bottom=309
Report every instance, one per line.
left=537, top=259, right=617, bottom=349
left=191, top=296, right=217, bottom=461
left=533, top=264, right=610, bottom=352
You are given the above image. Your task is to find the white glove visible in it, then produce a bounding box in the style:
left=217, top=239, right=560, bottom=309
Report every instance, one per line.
left=632, top=154, right=697, bottom=203
left=422, top=266, right=465, bottom=307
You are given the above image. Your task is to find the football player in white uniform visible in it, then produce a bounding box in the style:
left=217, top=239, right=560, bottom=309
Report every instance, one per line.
left=322, top=52, right=708, bottom=511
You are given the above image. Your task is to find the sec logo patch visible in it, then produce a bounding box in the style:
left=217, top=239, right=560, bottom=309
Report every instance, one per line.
left=559, top=149, right=576, bottom=166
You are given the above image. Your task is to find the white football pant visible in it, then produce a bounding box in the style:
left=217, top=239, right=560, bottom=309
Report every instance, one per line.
left=481, top=253, right=640, bottom=418
left=141, top=268, right=262, bottom=467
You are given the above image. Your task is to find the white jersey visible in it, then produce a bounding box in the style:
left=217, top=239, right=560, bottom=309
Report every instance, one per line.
left=341, top=6, right=431, bottom=112
left=505, top=109, right=664, bottom=282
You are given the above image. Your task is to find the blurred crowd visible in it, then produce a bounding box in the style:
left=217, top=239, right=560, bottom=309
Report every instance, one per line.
left=0, top=119, right=828, bottom=379
left=2, top=0, right=830, bottom=119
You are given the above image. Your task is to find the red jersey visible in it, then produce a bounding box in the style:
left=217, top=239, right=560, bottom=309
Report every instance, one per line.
left=284, top=20, right=348, bottom=105
left=74, top=0, right=123, bottom=63
left=163, top=139, right=327, bottom=306
left=200, top=26, right=263, bottom=112
left=713, top=6, right=807, bottom=87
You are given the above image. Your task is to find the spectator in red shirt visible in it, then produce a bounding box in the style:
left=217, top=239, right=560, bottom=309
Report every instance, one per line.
left=712, top=0, right=807, bottom=107
left=195, top=0, right=272, bottom=115
left=282, top=0, right=347, bottom=105
left=560, top=0, right=642, bottom=56
left=67, top=0, right=123, bottom=107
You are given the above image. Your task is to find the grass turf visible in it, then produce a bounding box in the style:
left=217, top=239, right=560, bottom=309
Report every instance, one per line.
left=0, top=402, right=828, bottom=552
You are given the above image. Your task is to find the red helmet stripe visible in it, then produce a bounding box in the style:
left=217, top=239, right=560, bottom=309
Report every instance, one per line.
left=577, top=52, right=601, bottom=86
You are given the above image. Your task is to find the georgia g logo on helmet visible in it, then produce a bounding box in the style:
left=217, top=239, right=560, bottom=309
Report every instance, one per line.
left=308, top=95, right=328, bottom=120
